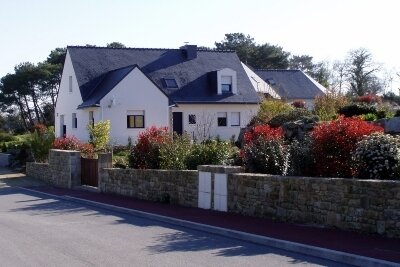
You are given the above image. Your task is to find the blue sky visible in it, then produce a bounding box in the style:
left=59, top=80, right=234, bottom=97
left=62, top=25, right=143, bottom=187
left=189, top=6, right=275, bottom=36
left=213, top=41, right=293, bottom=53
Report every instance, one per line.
left=1, top=0, right=399, bottom=92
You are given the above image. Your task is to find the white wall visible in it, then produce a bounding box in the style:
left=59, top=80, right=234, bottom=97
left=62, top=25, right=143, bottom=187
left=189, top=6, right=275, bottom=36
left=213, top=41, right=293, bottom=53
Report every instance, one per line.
left=56, top=55, right=170, bottom=144
left=55, top=51, right=93, bottom=141
left=241, top=63, right=280, bottom=99
left=172, top=104, right=259, bottom=141
left=100, top=67, right=169, bottom=145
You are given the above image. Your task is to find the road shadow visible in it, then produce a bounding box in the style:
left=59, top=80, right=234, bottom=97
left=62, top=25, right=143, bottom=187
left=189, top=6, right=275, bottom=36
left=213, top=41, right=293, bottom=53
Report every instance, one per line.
left=0, top=187, right=348, bottom=266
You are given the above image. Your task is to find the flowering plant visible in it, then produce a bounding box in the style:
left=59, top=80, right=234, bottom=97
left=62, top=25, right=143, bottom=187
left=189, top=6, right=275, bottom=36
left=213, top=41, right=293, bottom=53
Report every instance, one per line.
left=353, top=133, right=400, bottom=180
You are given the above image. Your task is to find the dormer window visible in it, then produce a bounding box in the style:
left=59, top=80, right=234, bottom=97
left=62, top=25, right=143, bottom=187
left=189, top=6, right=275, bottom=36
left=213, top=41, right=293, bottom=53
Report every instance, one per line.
left=221, top=76, right=232, bottom=93
left=164, top=78, right=178, bottom=88
left=216, top=68, right=237, bottom=95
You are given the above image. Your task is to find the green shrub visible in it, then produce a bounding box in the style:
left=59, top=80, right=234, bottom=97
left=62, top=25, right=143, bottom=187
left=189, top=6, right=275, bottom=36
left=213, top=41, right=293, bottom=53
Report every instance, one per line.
left=243, top=137, right=289, bottom=175
left=268, top=108, right=313, bottom=128
left=313, top=93, right=349, bottom=121
left=242, top=125, right=289, bottom=175
left=287, top=137, right=313, bottom=176
left=87, top=120, right=111, bottom=152
left=159, top=134, right=191, bottom=170
left=0, top=132, right=16, bottom=142
left=113, top=155, right=129, bottom=169
left=249, top=99, right=293, bottom=125
left=338, top=103, right=377, bottom=117
left=185, top=139, right=234, bottom=170
left=353, top=133, right=400, bottom=180
left=30, top=124, right=55, bottom=162
left=0, top=140, right=30, bottom=152
left=361, top=113, right=378, bottom=121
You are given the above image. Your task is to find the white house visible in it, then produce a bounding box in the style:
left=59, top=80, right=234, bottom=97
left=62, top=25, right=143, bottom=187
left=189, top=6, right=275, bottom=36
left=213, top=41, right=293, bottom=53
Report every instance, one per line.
left=55, top=45, right=261, bottom=144
left=254, top=69, right=326, bottom=109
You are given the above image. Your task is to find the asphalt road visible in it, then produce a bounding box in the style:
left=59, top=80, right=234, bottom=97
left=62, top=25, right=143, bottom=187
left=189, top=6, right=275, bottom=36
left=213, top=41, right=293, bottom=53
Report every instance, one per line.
left=0, top=187, right=351, bottom=267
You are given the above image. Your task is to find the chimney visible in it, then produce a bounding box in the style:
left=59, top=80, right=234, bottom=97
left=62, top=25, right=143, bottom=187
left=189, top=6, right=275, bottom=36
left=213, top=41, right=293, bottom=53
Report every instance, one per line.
left=180, top=44, right=197, bottom=60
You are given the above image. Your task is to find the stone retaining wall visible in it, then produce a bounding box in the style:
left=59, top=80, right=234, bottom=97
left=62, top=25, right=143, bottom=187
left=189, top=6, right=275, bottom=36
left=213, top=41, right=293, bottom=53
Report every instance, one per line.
left=26, top=162, right=52, bottom=183
left=99, top=168, right=198, bottom=207
left=26, top=149, right=81, bottom=188
left=228, top=174, right=400, bottom=238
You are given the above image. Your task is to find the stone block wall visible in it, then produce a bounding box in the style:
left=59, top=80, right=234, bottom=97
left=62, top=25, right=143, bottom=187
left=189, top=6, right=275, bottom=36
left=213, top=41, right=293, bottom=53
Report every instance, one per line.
left=26, top=162, right=52, bottom=183
left=228, top=174, right=400, bottom=238
left=0, top=153, right=11, bottom=167
left=99, top=168, right=198, bottom=207
left=26, top=149, right=81, bottom=188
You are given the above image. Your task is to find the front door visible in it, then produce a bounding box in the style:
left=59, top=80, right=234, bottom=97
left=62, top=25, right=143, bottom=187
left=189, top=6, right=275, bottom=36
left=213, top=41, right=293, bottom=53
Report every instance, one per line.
left=172, top=112, right=183, bottom=135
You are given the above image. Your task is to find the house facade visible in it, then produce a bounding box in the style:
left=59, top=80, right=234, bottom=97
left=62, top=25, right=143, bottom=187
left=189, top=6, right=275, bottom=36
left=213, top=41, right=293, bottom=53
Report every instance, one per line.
left=55, top=45, right=260, bottom=144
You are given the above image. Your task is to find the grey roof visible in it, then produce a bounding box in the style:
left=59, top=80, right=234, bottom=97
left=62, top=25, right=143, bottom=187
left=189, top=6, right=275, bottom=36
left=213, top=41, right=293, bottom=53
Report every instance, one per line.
left=254, top=69, right=325, bottom=99
left=68, top=46, right=260, bottom=107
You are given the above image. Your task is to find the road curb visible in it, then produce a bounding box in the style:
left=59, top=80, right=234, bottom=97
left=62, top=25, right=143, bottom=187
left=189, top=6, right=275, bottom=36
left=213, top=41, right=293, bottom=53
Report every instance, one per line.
left=18, top=186, right=398, bottom=267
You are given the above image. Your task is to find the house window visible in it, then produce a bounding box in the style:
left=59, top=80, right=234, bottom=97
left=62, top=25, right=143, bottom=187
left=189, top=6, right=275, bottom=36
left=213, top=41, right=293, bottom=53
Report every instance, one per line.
left=221, top=76, right=232, bottom=93
left=89, top=111, right=94, bottom=126
left=217, top=112, right=227, bottom=127
left=164, top=78, right=178, bottom=88
left=72, top=113, right=77, bottom=128
left=69, top=76, right=73, bottom=92
left=188, top=114, right=196, bottom=124
left=127, top=110, right=145, bottom=128
left=231, top=112, right=240, bottom=126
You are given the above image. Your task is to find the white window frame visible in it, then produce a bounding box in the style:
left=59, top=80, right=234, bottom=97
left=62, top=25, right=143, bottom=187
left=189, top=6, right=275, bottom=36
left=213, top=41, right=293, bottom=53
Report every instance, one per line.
left=221, top=75, right=232, bottom=93
left=217, top=112, right=227, bottom=127
left=127, top=110, right=145, bottom=129
left=230, top=112, right=240, bottom=127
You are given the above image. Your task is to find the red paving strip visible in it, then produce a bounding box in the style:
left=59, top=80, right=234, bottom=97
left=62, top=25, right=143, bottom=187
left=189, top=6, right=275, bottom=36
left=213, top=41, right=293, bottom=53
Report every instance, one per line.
left=27, top=186, right=400, bottom=263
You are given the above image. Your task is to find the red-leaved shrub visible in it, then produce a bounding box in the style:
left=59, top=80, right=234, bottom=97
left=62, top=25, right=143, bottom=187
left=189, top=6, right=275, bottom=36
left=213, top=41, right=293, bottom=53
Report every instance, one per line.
left=53, top=136, right=95, bottom=158
left=242, top=125, right=288, bottom=174
left=356, top=94, right=381, bottom=104
left=53, top=136, right=81, bottom=150
left=129, top=126, right=171, bottom=169
left=311, top=116, right=383, bottom=178
left=244, top=125, right=284, bottom=144
left=292, top=100, right=306, bottom=109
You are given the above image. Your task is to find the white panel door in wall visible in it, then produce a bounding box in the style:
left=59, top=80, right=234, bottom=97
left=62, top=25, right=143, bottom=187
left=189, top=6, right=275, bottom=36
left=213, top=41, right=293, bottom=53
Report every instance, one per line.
left=198, top=171, right=211, bottom=209
left=214, top=173, right=227, bottom=212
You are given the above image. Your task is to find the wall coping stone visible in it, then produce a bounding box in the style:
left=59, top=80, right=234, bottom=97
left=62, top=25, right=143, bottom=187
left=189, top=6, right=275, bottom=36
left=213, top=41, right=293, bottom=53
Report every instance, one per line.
left=103, top=168, right=198, bottom=173
left=231, top=173, right=400, bottom=184
left=198, top=165, right=244, bottom=174
left=50, top=149, right=80, bottom=153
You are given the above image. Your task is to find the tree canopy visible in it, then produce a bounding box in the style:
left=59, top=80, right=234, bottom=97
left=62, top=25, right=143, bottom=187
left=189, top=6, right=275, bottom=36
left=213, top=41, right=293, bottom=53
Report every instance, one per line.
left=215, top=33, right=290, bottom=69
left=345, top=48, right=382, bottom=96
left=0, top=48, right=66, bottom=131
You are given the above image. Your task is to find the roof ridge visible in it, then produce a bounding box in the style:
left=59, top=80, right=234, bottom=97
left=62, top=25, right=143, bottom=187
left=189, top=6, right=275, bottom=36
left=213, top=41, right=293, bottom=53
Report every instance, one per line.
left=67, top=45, right=235, bottom=53
left=255, top=69, right=301, bottom=72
